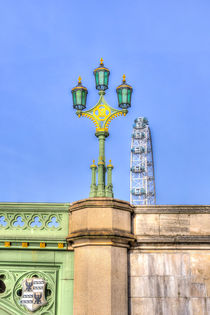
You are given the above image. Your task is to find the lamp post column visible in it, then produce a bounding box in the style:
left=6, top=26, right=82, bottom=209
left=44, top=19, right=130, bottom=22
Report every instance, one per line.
left=96, top=131, right=107, bottom=197
left=105, top=160, right=114, bottom=197
left=89, top=160, right=97, bottom=197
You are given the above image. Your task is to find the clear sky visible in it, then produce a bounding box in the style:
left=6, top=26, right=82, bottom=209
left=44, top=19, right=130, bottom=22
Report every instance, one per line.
left=0, top=0, right=209, bottom=204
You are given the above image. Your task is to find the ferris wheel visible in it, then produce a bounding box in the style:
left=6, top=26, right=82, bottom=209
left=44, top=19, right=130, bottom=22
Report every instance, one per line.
left=130, top=117, right=156, bottom=205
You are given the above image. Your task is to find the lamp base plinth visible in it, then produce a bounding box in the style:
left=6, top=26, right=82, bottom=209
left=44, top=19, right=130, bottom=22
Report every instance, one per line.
left=105, top=184, right=114, bottom=198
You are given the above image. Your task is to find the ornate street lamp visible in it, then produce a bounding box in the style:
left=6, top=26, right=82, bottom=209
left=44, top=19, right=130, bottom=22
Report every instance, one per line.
left=71, top=59, right=133, bottom=197
left=71, top=76, right=88, bottom=110
left=116, top=74, right=133, bottom=109
left=93, top=58, right=110, bottom=91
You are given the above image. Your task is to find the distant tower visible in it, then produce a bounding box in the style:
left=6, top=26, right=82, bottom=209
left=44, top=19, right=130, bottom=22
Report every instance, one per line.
left=130, top=117, right=156, bottom=205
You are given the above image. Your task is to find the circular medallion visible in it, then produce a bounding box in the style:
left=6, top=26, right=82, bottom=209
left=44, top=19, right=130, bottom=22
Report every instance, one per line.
left=13, top=271, right=54, bottom=313
left=93, top=104, right=110, bottom=121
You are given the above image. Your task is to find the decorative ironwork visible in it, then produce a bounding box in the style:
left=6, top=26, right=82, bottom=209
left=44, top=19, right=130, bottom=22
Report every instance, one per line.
left=0, top=213, right=61, bottom=231
left=0, top=216, right=7, bottom=227
left=72, top=59, right=133, bottom=197
left=77, top=93, right=126, bottom=133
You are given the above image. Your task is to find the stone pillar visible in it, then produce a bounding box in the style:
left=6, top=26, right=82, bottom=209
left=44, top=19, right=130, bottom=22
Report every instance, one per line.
left=67, top=198, right=134, bottom=315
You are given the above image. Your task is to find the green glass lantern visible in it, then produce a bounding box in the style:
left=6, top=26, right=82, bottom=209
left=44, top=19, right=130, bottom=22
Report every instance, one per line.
left=116, top=74, right=133, bottom=109
left=71, top=76, right=88, bottom=110
left=93, top=58, right=110, bottom=91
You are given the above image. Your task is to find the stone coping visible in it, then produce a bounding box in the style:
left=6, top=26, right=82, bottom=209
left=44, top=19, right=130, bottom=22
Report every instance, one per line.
left=135, top=235, right=210, bottom=243
left=70, top=197, right=133, bottom=212
left=134, top=205, right=210, bottom=214
left=67, top=228, right=135, bottom=241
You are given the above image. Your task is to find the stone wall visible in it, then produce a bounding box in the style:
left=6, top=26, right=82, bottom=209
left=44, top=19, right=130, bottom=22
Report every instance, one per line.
left=129, top=205, right=210, bottom=315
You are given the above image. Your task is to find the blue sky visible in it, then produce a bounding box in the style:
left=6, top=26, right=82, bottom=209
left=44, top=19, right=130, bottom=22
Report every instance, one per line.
left=0, top=0, right=209, bottom=204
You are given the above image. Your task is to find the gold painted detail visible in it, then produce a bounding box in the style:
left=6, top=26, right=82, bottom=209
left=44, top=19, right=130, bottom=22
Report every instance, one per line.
left=40, top=242, right=46, bottom=248
left=116, top=83, right=132, bottom=90
left=93, top=66, right=109, bottom=72
left=107, top=160, right=113, bottom=168
left=79, top=103, right=126, bottom=132
left=81, top=113, right=99, bottom=129
left=22, top=242, right=28, bottom=248
left=93, top=104, right=111, bottom=121
left=71, top=85, right=87, bottom=91
left=58, top=243, right=64, bottom=249
left=104, top=111, right=126, bottom=130
left=4, top=241, right=11, bottom=247
left=90, top=160, right=97, bottom=168
left=98, top=156, right=105, bottom=165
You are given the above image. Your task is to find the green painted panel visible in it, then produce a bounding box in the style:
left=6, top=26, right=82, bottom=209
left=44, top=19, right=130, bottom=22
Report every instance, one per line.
left=0, top=249, right=74, bottom=315
left=0, top=307, right=12, bottom=315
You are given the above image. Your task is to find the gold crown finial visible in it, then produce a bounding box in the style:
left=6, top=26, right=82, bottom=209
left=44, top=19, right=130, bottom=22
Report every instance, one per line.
left=109, top=160, right=111, bottom=163
left=123, top=74, right=126, bottom=83
left=78, top=76, right=82, bottom=84
left=100, top=58, right=104, bottom=65
left=93, top=160, right=95, bottom=163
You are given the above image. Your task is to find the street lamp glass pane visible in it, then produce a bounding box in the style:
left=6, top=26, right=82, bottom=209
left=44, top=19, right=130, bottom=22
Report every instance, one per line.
left=73, top=92, right=76, bottom=105
left=99, top=71, right=104, bottom=85
left=76, top=90, right=82, bottom=104
left=122, top=88, right=127, bottom=103
left=127, top=89, right=131, bottom=103
left=118, top=90, right=122, bottom=104
left=104, top=71, right=108, bottom=86
left=82, top=91, right=86, bottom=106
left=95, top=72, right=99, bottom=86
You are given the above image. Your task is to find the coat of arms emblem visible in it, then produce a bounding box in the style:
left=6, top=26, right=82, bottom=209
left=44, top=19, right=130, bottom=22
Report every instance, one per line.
left=20, top=277, right=47, bottom=312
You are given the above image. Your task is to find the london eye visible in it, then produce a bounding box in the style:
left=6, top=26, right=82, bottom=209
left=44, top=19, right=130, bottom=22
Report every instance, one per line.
left=130, top=117, right=156, bottom=205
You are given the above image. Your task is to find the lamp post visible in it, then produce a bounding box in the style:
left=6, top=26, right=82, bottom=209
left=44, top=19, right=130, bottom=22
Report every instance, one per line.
left=71, top=59, right=133, bottom=198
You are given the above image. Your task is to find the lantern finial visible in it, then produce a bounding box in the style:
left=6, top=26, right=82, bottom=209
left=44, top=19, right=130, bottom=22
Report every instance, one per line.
left=123, top=74, right=126, bottom=83
left=78, top=76, right=82, bottom=84
left=100, top=58, right=104, bottom=65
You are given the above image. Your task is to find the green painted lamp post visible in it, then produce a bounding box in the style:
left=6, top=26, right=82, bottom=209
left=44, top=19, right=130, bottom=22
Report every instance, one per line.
left=71, top=59, right=133, bottom=197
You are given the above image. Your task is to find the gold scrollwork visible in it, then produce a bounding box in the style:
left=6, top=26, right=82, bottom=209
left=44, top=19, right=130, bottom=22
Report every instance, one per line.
left=93, top=104, right=111, bottom=121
